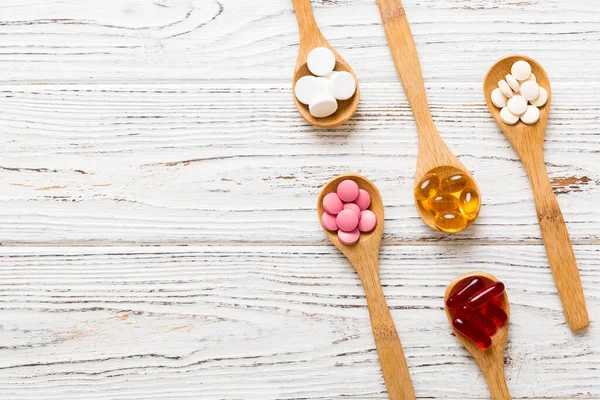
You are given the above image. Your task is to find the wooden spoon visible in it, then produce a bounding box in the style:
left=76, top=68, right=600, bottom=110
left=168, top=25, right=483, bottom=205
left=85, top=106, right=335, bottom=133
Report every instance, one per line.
left=317, top=174, right=415, bottom=400
left=483, top=55, right=589, bottom=332
left=291, top=0, right=360, bottom=128
left=444, top=272, right=511, bottom=400
left=375, top=0, right=481, bottom=231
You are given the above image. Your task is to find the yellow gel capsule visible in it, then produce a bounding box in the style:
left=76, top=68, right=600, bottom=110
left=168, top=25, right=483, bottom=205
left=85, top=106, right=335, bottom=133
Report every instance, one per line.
left=440, top=173, right=468, bottom=194
left=415, top=173, right=439, bottom=201
left=434, top=211, right=468, bottom=233
left=429, top=193, right=459, bottom=213
left=459, top=188, right=480, bottom=220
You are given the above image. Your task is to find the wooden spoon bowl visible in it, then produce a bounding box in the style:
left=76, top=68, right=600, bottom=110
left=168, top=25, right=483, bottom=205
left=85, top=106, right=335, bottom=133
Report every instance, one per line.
left=292, top=0, right=360, bottom=128
left=484, top=55, right=551, bottom=139
left=317, top=174, right=415, bottom=400
left=444, top=271, right=511, bottom=400
left=484, top=55, right=589, bottom=332
left=317, top=174, right=383, bottom=260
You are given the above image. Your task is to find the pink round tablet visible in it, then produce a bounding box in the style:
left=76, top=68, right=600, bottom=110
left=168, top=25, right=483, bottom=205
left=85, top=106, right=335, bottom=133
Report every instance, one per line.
left=358, top=210, right=377, bottom=232
left=353, top=189, right=371, bottom=210
left=338, top=228, right=360, bottom=245
left=321, top=212, right=338, bottom=231
left=343, top=203, right=361, bottom=219
left=336, top=209, right=359, bottom=232
left=323, top=192, right=343, bottom=215
left=337, top=179, right=359, bottom=202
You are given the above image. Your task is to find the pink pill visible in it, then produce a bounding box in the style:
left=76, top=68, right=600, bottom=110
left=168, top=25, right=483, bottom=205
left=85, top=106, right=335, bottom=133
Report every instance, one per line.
left=323, top=192, right=343, bottom=215
left=353, top=189, right=371, bottom=210
left=321, top=212, right=338, bottom=231
left=336, top=209, right=359, bottom=232
left=343, top=203, right=361, bottom=219
left=337, top=179, right=359, bottom=202
left=358, top=210, right=377, bottom=232
left=338, top=228, right=360, bottom=245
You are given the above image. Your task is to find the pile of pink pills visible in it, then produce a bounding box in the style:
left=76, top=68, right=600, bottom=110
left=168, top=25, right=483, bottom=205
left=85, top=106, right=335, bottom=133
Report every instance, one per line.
left=321, top=179, right=377, bottom=245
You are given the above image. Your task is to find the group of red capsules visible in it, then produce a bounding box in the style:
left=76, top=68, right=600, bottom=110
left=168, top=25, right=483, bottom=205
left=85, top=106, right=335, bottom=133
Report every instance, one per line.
left=446, top=276, right=508, bottom=350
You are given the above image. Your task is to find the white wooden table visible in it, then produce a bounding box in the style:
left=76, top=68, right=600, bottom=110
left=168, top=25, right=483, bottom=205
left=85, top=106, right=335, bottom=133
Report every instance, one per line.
left=0, top=0, right=598, bottom=399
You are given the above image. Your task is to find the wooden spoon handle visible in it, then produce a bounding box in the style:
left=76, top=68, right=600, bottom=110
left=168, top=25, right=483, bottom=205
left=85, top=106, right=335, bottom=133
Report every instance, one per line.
left=375, top=0, right=437, bottom=138
left=482, top=358, right=511, bottom=400
left=291, top=0, right=323, bottom=50
left=361, top=273, right=415, bottom=400
left=522, top=150, right=589, bottom=331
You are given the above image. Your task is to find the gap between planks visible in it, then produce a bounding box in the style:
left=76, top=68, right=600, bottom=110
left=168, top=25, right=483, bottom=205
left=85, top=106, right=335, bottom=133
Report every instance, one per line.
left=3, top=239, right=600, bottom=247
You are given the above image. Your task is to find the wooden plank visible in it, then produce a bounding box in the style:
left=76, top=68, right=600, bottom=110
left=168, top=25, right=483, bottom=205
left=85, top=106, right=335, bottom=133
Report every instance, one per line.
left=0, top=82, right=598, bottom=244
left=0, top=0, right=599, bottom=82
left=0, top=245, right=597, bottom=399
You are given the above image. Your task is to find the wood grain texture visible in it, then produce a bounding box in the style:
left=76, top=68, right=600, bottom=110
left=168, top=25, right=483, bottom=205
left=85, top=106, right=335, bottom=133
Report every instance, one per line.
left=0, top=0, right=600, bottom=83
left=1, top=0, right=599, bottom=398
left=0, top=245, right=598, bottom=399
left=0, top=82, right=598, bottom=244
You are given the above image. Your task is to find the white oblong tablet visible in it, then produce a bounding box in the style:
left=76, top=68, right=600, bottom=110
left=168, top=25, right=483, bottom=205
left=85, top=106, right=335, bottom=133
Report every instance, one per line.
left=491, top=88, right=508, bottom=108
left=309, top=93, right=338, bottom=118
left=520, top=80, right=540, bottom=101
left=294, top=76, right=320, bottom=105
left=506, top=74, right=520, bottom=92
left=498, top=80, right=514, bottom=98
left=511, top=60, right=532, bottom=81
left=507, top=95, right=527, bottom=115
left=500, top=106, right=519, bottom=125
left=328, top=71, right=356, bottom=100
left=530, top=87, right=548, bottom=107
left=307, top=47, right=336, bottom=77
left=520, top=105, right=540, bottom=124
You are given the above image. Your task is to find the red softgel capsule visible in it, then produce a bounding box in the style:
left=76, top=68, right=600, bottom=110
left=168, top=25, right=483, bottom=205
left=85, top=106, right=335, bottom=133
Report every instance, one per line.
left=452, top=317, right=492, bottom=350
left=455, top=306, right=497, bottom=336
left=446, top=276, right=485, bottom=310
left=480, top=302, right=508, bottom=327
left=466, top=282, right=505, bottom=309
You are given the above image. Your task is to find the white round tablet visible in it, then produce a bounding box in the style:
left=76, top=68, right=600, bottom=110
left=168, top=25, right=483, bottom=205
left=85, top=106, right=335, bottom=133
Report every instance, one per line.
left=491, top=88, right=508, bottom=108
left=506, top=74, right=520, bottom=92
left=511, top=60, right=532, bottom=81
left=498, top=80, right=514, bottom=98
left=530, top=87, right=548, bottom=107
left=520, top=72, right=536, bottom=83
left=294, top=76, right=320, bottom=105
left=328, top=71, right=356, bottom=100
left=309, top=93, right=338, bottom=118
left=520, top=105, right=540, bottom=124
left=307, top=47, right=336, bottom=77
left=520, top=80, right=540, bottom=101
left=315, top=76, right=330, bottom=91
left=500, top=106, right=519, bottom=125
left=507, top=95, right=527, bottom=115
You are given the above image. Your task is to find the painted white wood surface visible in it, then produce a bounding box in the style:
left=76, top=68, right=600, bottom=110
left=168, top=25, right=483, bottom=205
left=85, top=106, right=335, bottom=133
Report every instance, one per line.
left=0, top=246, right=598, bottom=400
left=0, top=0, right=598, bottom=398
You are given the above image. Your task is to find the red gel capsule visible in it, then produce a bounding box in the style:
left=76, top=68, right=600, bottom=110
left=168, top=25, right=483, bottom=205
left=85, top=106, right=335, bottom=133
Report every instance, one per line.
left=466, top=282, right=505, bottom=309
left=453, top=317, right=492, bottom=350
left=455, top=306, right=497, bottom=336
left=446, top=276, right=485, bottom=309
left=480, top=302, right=508, bottom=327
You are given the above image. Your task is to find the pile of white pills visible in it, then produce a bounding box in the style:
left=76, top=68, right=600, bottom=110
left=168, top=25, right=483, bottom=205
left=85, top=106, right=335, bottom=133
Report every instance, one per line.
left=294, top=47, right=357, bottom=118
left=490, top=60, right=548, bottom=125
